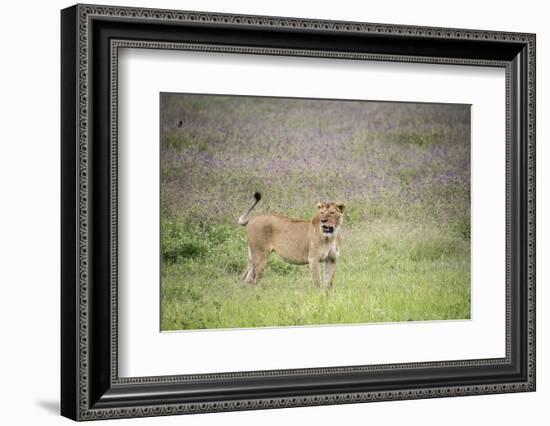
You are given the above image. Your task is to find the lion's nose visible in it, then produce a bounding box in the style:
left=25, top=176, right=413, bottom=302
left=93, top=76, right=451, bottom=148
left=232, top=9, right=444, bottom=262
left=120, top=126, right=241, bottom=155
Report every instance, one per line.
left=321, top=219, right=328, bottom=223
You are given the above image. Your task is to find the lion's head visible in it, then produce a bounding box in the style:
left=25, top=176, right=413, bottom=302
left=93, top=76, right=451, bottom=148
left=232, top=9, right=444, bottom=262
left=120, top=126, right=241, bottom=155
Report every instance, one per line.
left=316, top=202, right=345, bottom=237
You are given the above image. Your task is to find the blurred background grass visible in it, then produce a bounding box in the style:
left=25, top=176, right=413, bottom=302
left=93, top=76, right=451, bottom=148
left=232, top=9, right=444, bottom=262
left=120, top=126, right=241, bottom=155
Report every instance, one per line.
left=160, top=93, right=471, bottom=331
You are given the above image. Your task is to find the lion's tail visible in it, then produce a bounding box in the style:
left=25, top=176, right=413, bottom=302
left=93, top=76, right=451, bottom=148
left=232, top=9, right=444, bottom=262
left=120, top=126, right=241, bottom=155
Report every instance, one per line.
left=237, top=192, right=262, bottom=226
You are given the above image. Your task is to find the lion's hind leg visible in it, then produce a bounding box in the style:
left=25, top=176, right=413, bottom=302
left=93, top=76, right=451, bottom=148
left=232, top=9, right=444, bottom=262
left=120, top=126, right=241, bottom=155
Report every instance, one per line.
left=252, top=256, right=268, bottom=285
left=242, top=263, right=255, bottom=284
left=250, top=246, right=270, bottom=286
left=242, top=246, right=255, bottom=284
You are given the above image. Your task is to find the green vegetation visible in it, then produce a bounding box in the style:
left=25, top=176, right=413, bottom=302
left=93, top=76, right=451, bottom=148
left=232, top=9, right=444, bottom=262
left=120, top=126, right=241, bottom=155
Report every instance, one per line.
left=160, top=94, right=471, bottom=330
left=161, top=212, right=470, bottom=330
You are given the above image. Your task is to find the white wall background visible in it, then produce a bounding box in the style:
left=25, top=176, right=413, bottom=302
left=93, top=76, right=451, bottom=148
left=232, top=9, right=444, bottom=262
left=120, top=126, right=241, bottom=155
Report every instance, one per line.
left=0, top=0, right=546, bottom=424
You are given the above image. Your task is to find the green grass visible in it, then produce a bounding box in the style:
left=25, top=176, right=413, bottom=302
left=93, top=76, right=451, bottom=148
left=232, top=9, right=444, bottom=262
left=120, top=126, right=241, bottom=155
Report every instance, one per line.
left=387, top=128, right=447, bottom=147
left=161, top=216, right=470, bottom=331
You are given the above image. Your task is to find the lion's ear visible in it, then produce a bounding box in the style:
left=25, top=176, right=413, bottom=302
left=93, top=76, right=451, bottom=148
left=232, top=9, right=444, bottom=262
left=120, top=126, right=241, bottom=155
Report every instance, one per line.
left=335, top=202, right=345, bottom=212
left=316, top=202, right=325, bottom=210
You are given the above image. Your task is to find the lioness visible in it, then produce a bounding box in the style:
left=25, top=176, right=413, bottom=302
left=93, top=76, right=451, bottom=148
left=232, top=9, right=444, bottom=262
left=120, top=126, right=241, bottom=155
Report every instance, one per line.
left=237, top=193, right=345, bottom=288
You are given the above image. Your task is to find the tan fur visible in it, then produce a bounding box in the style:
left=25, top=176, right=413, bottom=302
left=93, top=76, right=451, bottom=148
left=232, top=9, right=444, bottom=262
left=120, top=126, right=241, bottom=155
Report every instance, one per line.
left=239, top=201, right=345, bottom=288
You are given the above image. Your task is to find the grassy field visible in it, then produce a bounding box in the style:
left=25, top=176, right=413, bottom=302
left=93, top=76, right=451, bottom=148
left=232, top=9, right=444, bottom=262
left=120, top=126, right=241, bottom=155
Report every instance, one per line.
left=160, top=94, right=471, bottom=331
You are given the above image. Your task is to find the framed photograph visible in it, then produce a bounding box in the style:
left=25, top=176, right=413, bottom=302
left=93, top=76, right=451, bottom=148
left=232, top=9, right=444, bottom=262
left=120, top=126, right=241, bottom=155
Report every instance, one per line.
left=61, top=4, right=536, bottom=421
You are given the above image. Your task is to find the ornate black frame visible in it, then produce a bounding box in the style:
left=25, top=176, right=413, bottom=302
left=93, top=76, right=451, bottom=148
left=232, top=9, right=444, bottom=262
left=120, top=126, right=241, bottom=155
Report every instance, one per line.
left=61, top=3, right=536, bottom=421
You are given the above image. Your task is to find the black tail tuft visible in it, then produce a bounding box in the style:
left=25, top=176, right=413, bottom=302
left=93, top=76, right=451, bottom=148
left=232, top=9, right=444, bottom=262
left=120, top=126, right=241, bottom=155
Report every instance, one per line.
left=237, top=192, right=262, bottom=226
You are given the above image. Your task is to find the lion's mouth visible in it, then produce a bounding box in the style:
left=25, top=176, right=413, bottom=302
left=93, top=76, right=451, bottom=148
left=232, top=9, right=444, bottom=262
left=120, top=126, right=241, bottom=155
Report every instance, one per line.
left=321, top=225, right=334, bottom=234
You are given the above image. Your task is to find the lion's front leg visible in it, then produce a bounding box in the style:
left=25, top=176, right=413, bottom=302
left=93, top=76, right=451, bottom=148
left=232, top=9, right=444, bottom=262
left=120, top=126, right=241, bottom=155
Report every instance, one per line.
left=325, top=258, right=337, bottom=289
left=308, top=257, right=322, bottom=288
